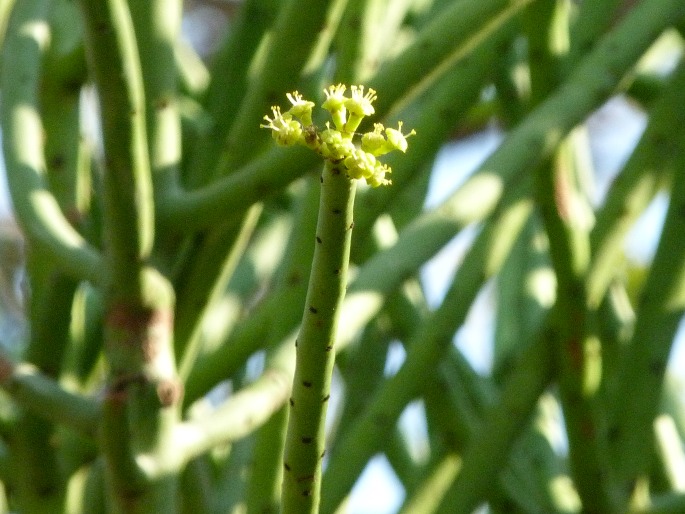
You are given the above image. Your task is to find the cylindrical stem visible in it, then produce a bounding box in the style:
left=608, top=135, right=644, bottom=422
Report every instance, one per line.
left=281, top=163, right=356, bottom=513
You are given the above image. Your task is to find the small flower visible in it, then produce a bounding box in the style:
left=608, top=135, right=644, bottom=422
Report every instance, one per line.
left=260, top=86, right=412, bottom=187
left=344, top=85, right=377, bottom=133
left=320, top=124, right=355, bottom=161
left=261, top=106, right=303, bottom=146
left=360, top=123, right=388, bottom=156
left=345, top=86, right=376, bottom=117
left=366, top=163, right=392, bottom=187
left=286, top=91, right=315, bottom=127
left=384, top=121, right=416, bottom=153
left=322, top=84, right=348, bottom=130
left=343, top=148, right=378, bottom=180
left=361, top=121, right=416, bottom=156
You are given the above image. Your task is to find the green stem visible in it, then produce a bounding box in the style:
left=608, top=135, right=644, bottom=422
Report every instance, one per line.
left=245, top=405, right=289, bottom=514
left=526, top=0, right=617, bottom=509
left=174, top=205, right=262, bottom=379
left=569, top=0, right=623, bottom=62
left=184, top=0, right=278, bottom=188
left=588, top=57, right=685, bottom=308
left=608, top=92, right=685, bottom=494
left=436, top=334, right=554, bottom=514
left=282, top=163, right=356, bottom=513
left=80, top=1, right=181, bottom=512
left=158, top=146, right=318, bottom=232
left=128, top=0, right=183, bottom=197
left=320, top=183, right=532, bottom=513
left=369, top=0, right=536, bottom=116
left=219, top=0, right=342, bottom=172
left=1, top=0, right=102, bottom=285
left=335, top=0, right=410, bottom=83
left=0, top=355, right=98, bottom=435
left=175, top=343, right=294, bottom=462
left=399, top=454, right=462, bottom=514
left=79, top=0, right=153, bottom=298
left=42, top=0, right=89, bottom=229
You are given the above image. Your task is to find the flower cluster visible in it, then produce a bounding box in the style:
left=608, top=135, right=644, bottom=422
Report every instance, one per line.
left=260, top=85, right=415, bottom=187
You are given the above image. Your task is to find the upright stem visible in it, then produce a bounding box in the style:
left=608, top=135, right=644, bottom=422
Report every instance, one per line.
left=1, top=0, right=102, bottom=285
left=79, top=0, right=153, bottom=298
left=79, top=0, right=180, bottom=512
left=128, top=0, right=183, bottom=197
left=281, top=163, right=356, bottom=513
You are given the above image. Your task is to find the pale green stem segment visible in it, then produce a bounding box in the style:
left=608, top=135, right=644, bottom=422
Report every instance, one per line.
left=79, top=0, right=154, bottom=299
left=281, top=162, right=356, bottom=513
left=526, top=0, right=618, bottom=510
left=0, top=357, right=98, bottom=435
left=1, top=0, right=103, bottom=285
left=609, top=64, right=685, bottom=495
left=128, top=0, right=183, bottom=196
left=79, top=1, right=180, bottom=513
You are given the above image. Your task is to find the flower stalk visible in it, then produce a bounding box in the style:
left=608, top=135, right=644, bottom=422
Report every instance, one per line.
left=261, top=86, right=413, bottom=513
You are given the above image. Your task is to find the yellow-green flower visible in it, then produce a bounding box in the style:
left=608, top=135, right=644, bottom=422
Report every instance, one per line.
left=320, top=125, right=355, bottom=161
left=384, top=121, right=416, bottom=153
left=286, top=91, right=315, bottom=127
left=322, top=84, right=348, bottom=131
left=260, top=85, right=414, bottom=187
left=344, top=85, right=376, bottom=133
left=361, top=122, right=416, bottom=156
left=260, top=106, right=303, bottom=147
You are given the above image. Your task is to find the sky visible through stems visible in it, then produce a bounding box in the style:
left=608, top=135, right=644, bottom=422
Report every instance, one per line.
left=346, top=95, right=685, bottom=514
left=0, top=84, right=685, bottom=514
left=0, top=93, right=680, bottom=514
left=0, top=7, right=681, bottom=511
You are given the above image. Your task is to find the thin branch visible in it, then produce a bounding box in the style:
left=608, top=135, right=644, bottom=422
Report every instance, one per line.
left=175, top=351, right=293, bottom=463
left=0, top=353, right=99, bottom=435
left=0, top=0, right=103, bottom=285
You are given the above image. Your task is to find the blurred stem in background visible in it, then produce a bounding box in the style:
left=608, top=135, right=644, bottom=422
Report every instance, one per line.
left=0, top=0, right=682, bottom=513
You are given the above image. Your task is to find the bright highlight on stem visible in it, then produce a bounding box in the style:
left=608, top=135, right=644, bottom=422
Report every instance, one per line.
left=261, top=86, right=414, bottom=513
left=261, top=84, right=415, bottom=187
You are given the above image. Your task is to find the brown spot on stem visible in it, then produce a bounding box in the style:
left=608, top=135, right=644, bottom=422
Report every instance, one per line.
left=322, top=394, right=330, bottom=402
left=650, top=359, right=666, bottom=376
left=48, top=154, right=65, bottom=171
left=309, top=306, right=318, bottom=314
left=289, top=398, right=295, bottom=407
left=581, top=419, right=596, bottom=440
left=566, top=338, right=583, bottom=371
left=287, top=272, right=301, bottom=285
left=302, top=381, right=312, bottom=388
left=106, top=304, right=172, bottom=363
left=332, top=208, right=341, bottom=214
left=157, top=379, right=182, bottom=407
left=0, top=356, right=14, bottom=383
left=607, top=425, right=620, bottom=442
left=316, top=236, right=322, bottom=244
left=154, top=96, right=170, bottom=110
left=284, top=463, right=291, bottom=471
left=325, top=345, right=333, bottom=352
left=302, top=437, right=313, bottom=444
